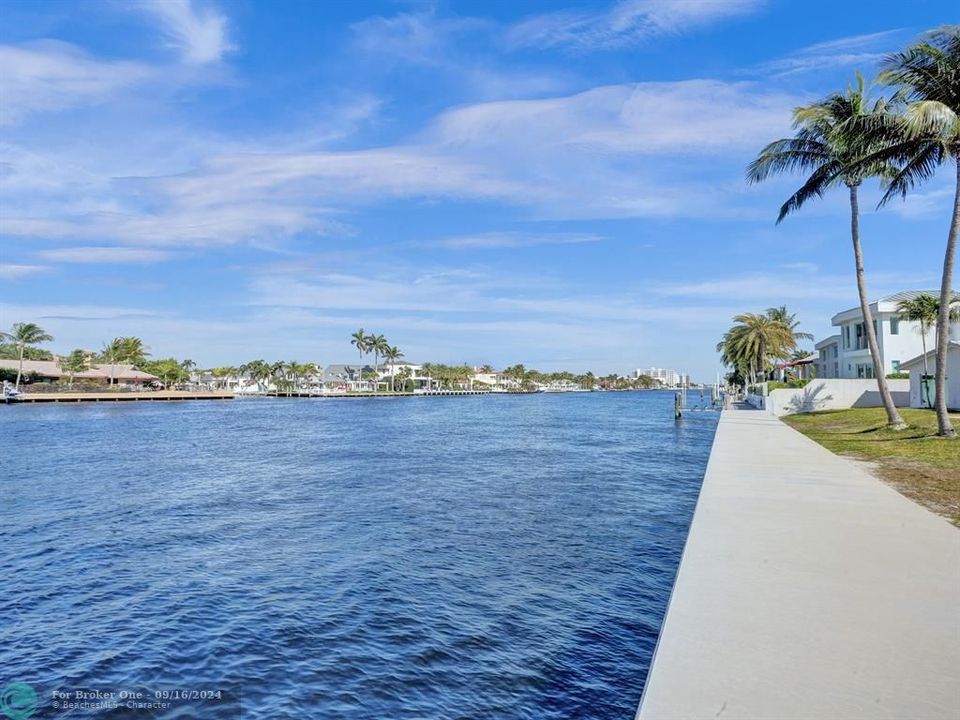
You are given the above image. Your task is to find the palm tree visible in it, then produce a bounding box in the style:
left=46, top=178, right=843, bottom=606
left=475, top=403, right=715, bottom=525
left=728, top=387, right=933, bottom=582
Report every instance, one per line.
left=240, top=360, right=272, bottom=393
left=717, top=313, right=796, bottom=387
left=766, top=306, right=814, bottom=348
left=896, top=294, right=939, bottom=406
left=368, top=334, right=388, bottom=391
left=746, top=74, right=907, bottom=429
left=58, top=349, right=90, bottom=388
left=181, top=359, right=196, bottom=389
left=872, top=27, right=960, bottom=436
left=350, top=329, right=368, bottom=390
left=383, top=345, right=404, bottom=391
left=3, top=323, right=54, bottom=389
left=101, top=336, right=149, bottom=386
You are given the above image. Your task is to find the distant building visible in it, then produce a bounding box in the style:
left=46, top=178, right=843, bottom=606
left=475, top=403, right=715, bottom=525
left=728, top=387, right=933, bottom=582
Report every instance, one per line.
left=635, top=367, right=682, bottom=386
left=0, top=359, right=158, bottom=385
left=829, top=290, right=959, bottom=379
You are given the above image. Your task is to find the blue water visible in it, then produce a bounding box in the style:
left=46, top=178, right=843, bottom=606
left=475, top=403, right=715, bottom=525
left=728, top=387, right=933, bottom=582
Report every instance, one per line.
left=1, top=391, right=716, bottom=719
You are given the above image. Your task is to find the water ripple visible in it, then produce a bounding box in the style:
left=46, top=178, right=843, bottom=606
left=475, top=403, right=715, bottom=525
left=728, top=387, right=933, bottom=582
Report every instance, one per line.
left=0, top=391, right=715, bottom=718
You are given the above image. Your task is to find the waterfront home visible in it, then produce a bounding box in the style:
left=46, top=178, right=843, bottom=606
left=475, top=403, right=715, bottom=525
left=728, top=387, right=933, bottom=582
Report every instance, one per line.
left=815, top=335, right=841, bottom=378
left=0, top=359, right=159, bottom=386
left=830, top=290, right=958, bottom=379
left=472, top=369, right=521, bottom=391
left=322, top=364, right=374, bottom=392
left=900, top=341, right=960, bottom=410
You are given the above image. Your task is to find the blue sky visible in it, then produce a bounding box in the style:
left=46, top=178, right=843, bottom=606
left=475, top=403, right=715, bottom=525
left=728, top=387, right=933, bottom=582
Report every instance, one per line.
left=0, top=0, right=955, bottom=380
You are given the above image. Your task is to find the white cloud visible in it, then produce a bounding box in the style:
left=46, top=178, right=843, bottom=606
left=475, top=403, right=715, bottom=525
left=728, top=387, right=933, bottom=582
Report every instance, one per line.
left=0, top=264, right=50, bottom=280
left=427, top=80, right=794, bottom=154
left=506, top=0, right=764, bottom=51
left=0, top=78, right=797, bottom=247
left=750, top=29, right=905, bottom=77
left=436, top=232, right=603, bottom=249
left=37, top=247, right=174, bottom=263
left=350, top=12, right=490, bottom=66
left=654, top=269, right=930, bottom=302
left=138, top=0, right=232, bottom=64
left=0, top=41, right=151, bottom=126
left=886, top=185, right=954, bottom=219
left=0, top=57, right=802, bottom=259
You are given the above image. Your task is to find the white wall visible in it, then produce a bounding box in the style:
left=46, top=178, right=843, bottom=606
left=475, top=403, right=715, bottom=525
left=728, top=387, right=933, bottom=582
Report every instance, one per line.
left=881, top=317, right=935, bottom=374
left=766, top=379, right=910, bottom=417
left=908, top=350, right=960, bottom=411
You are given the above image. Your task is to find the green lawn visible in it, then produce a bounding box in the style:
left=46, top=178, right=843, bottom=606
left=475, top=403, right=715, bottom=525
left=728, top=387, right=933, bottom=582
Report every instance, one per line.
left=783, top=408, right=960, bottom=526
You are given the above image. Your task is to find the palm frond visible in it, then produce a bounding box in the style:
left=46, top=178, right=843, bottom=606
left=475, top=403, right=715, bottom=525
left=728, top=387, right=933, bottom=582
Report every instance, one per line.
left=878, top=139, right=947, bottom=205
left=777, top=160, right=843, bottom=223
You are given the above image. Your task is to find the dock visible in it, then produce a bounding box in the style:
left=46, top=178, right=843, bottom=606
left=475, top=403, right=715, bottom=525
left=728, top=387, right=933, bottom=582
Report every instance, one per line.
left=636, top=406, right=960, bottom=720
left=8, top=391, right=235, bottom=404
left=265, top=389, right=495, bottom=398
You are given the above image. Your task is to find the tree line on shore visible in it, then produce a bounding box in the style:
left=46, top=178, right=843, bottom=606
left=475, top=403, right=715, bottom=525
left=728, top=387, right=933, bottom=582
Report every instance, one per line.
left=740, top=26, right=960, bottom=437
left=1, top=322, right=672, bottom=393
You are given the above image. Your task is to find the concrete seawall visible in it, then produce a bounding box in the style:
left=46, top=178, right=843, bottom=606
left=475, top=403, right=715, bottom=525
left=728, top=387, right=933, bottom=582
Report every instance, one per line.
left=636, top=408, right=960, bottom=720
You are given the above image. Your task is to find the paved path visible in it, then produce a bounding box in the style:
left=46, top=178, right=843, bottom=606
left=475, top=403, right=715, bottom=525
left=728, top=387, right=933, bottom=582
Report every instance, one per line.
left=637, top=407, right=960, bottom=720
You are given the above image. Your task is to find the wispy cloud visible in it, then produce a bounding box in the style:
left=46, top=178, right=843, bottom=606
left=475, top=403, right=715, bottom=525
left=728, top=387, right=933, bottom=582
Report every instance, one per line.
left=37, top=246, right=174, bottom=263
left=1, top=79, right=796, bottom=247
left=437, top=232, right=603, bottom=249
left=654, top=269, right=930, bottom=302
left=0, top=41, right=151, bottom=126
left=0, top=263, right=50, bottom=280
left=138, top=0, right=232, bottom=64
left=506, top=0, right=764, bottom=51
left=749, top=29, right=905, bottom=77
left=886, top=185, right=954, bottom=219
left=350, top=11, right=490, bottom=66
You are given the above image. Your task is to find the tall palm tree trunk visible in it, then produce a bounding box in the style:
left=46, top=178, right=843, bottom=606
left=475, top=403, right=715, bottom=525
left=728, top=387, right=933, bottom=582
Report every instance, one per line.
left=15, top=344, right=24, bottom=389
left=849, top=184, right=905, bottom=429
left=933, top=158, right=959, bottom=437
left=920, top=321, right=931, bottom=408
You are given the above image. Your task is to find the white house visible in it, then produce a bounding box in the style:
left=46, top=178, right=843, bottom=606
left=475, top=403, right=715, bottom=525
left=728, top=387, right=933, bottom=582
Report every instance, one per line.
left=635, top=367, right=681, bottom=386
left=830, top=290, right=957, bottom=379
left=900, top=341, right=960, bottom=411
left=815, top=335, right=841, bottom=378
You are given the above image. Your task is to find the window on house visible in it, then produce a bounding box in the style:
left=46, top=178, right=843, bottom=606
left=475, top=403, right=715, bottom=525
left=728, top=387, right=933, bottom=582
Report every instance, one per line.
left=856, top=363, right=875, bottom=379
left=892, top=360, right=900, bottom=373
left=890, top=317, right=899, bottom=335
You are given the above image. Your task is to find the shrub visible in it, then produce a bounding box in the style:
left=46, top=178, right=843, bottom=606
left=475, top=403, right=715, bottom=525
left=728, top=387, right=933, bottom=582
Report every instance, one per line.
left=886, top=372, right=909, bottom=379
left=767, top=379, right=811, bottom=391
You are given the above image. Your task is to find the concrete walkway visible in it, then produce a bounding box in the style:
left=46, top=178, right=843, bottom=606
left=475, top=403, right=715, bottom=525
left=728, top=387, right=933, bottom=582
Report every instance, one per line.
left=637, top=407, right=960, bottom=720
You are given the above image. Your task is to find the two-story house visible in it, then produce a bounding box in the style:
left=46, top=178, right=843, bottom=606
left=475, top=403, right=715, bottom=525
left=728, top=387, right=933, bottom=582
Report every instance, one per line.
left=815, top=334, right=841, bottom=378
left=828, top=290, right=957, bottom=379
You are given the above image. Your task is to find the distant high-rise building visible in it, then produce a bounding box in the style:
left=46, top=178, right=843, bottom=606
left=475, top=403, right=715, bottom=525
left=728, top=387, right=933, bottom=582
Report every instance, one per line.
left=635, top=367, right=682, bottom=386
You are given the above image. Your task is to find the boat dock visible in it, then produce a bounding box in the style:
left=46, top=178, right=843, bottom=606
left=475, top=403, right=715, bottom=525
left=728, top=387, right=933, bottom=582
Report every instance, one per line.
left=264, top=389, right=495, bottom=398
left=636, top=406, right=960, bottom=720
left=8, top=391, right=235, bottom=404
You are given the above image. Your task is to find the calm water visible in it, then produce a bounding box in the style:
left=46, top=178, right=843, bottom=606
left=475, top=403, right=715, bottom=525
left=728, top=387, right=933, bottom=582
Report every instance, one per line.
left=1, top=391, right=716, bottom=719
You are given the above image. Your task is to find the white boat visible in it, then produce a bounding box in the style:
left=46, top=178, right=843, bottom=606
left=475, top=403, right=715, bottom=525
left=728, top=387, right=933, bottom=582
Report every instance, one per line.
left=2, top=381, right=23, bottom=403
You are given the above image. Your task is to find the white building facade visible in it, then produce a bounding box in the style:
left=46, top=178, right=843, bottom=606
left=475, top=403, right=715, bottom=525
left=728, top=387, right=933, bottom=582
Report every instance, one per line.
left=815, top=335, right=841, bottom=378
left=901, top=341, right=960, bottom=410
left=829, top=291, right=958, bottom=380
left=635, top=367, right=682, bottom=386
